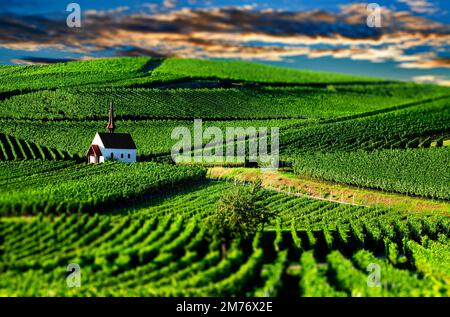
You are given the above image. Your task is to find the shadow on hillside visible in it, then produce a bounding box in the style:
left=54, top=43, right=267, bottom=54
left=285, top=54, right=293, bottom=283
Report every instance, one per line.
left=139, top=58, right=165, bottom=73
left=107, top=179, right=222, bottom=216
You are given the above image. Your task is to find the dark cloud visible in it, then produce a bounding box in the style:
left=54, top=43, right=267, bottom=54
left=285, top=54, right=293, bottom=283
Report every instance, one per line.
left=0, top=4, right=449, bottom=68
left=10, top=56, right=76, bottom=65
left=114, top=46, right=171, bottom=58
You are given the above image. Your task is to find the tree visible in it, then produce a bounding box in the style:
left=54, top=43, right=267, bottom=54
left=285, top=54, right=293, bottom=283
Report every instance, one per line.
left=206, top=179, right=274, bottom=257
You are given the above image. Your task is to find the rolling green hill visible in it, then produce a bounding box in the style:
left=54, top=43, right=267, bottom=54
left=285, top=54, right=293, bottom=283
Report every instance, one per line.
left=0, top=57, right=387, bottom=94
left=0, top=180, right=448, bottom=296
left=0, top=57, right=449, bottom=297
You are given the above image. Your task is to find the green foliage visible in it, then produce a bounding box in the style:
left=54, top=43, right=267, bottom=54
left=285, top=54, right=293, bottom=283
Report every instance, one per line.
left=0, top=57, right=448, bottom=297
left=206, top=179, right=274, bottom=241
left=0, top=86, right=412, bottom=120
left=0, top=57, right=152, bottom=94
left=153, top=58, right=383, bottom=84
left=292, top=148, right=450, bottom=199
left=253, top=249, right=287, bottom=297
left=0, top=182, right=448, bottom=296
left=0, top=161, right=206, bottom=215
left=0, top=57, right=389, bottom=95
left=405, top=238, right=450, bottom=284
left=0, top=133, right=74, bottom=161
left=352, top=249, right=445, bottom=296
left=281, top=98, right=450, bottom=155
left=332, top=83, right=450, bottom=99
left=299, top=251, right=346, bottom=297
left=0, top=119, right=296, bottom=158
left=327, top=250, right=383, bottom=296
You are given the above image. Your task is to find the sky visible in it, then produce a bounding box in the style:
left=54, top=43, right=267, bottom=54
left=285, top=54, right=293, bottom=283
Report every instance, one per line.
left=0, top=0, right=449, bottom=85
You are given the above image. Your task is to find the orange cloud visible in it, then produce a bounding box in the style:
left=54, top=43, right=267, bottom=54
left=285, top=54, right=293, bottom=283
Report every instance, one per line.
left=400, top=58, right=450, bottom=69
left=0, top=4, right=448, bottom=69
left=412, top=75, right=450, bottom=86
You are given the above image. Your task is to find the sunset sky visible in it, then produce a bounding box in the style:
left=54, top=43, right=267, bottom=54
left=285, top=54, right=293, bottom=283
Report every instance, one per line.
left=0, top=0, right=449, bottom=84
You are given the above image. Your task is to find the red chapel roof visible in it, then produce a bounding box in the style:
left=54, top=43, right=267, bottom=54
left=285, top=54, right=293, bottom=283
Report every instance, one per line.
left=87, top=144, right=102, bottom=156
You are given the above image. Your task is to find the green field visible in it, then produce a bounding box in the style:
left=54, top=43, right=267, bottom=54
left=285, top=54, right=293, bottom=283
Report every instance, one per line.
left=0, top=119, right=298, bottom=158
left=0, top=86, right=420, bottom=120
left=291, top=148, right=450, bottom=199
left=1, top=180, right=448, bottom=296
left=0, top=57, right=449, bottom=297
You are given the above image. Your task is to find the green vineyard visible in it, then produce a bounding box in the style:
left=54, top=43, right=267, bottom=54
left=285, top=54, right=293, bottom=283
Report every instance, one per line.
left=0, top=161, right=206, bottom=215
left=0, top=181, right=448, bottom=296
left=0, top=57, right=381, bottom=95
left=0, top=57, right=449, bottom=298
left=291, top=148, right=450, bottom=199
left=0, top=119, right=297, bottom=158
left=0, top=133, right=74, bottom=161
left=280, top=98, right=450, bottom=156
left=0, top=86, right=417, bottom=120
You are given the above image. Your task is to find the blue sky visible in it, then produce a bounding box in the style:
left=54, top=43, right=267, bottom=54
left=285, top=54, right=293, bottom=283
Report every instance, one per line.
left=0, top=0, right=449, bottom=84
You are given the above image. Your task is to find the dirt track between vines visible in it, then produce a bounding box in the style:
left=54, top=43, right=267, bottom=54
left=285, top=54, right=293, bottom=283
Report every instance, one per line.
left=207, top=167, right=450, bottom=215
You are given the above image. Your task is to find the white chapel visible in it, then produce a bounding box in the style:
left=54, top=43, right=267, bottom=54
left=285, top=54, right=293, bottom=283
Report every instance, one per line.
left=86, top=102, right=137, bottom=163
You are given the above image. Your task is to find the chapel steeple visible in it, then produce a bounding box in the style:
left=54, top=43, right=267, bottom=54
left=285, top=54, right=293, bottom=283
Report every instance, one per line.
left=106, top=101, right=115, bottom=133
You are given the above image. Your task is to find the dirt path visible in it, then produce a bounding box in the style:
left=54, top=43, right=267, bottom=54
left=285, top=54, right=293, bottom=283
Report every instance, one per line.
left=207, top=167, right=450, bottom=215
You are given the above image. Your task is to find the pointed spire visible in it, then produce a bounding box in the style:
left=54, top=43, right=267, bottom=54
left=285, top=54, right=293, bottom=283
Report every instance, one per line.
left=107, top=100, right=115, bottom=133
